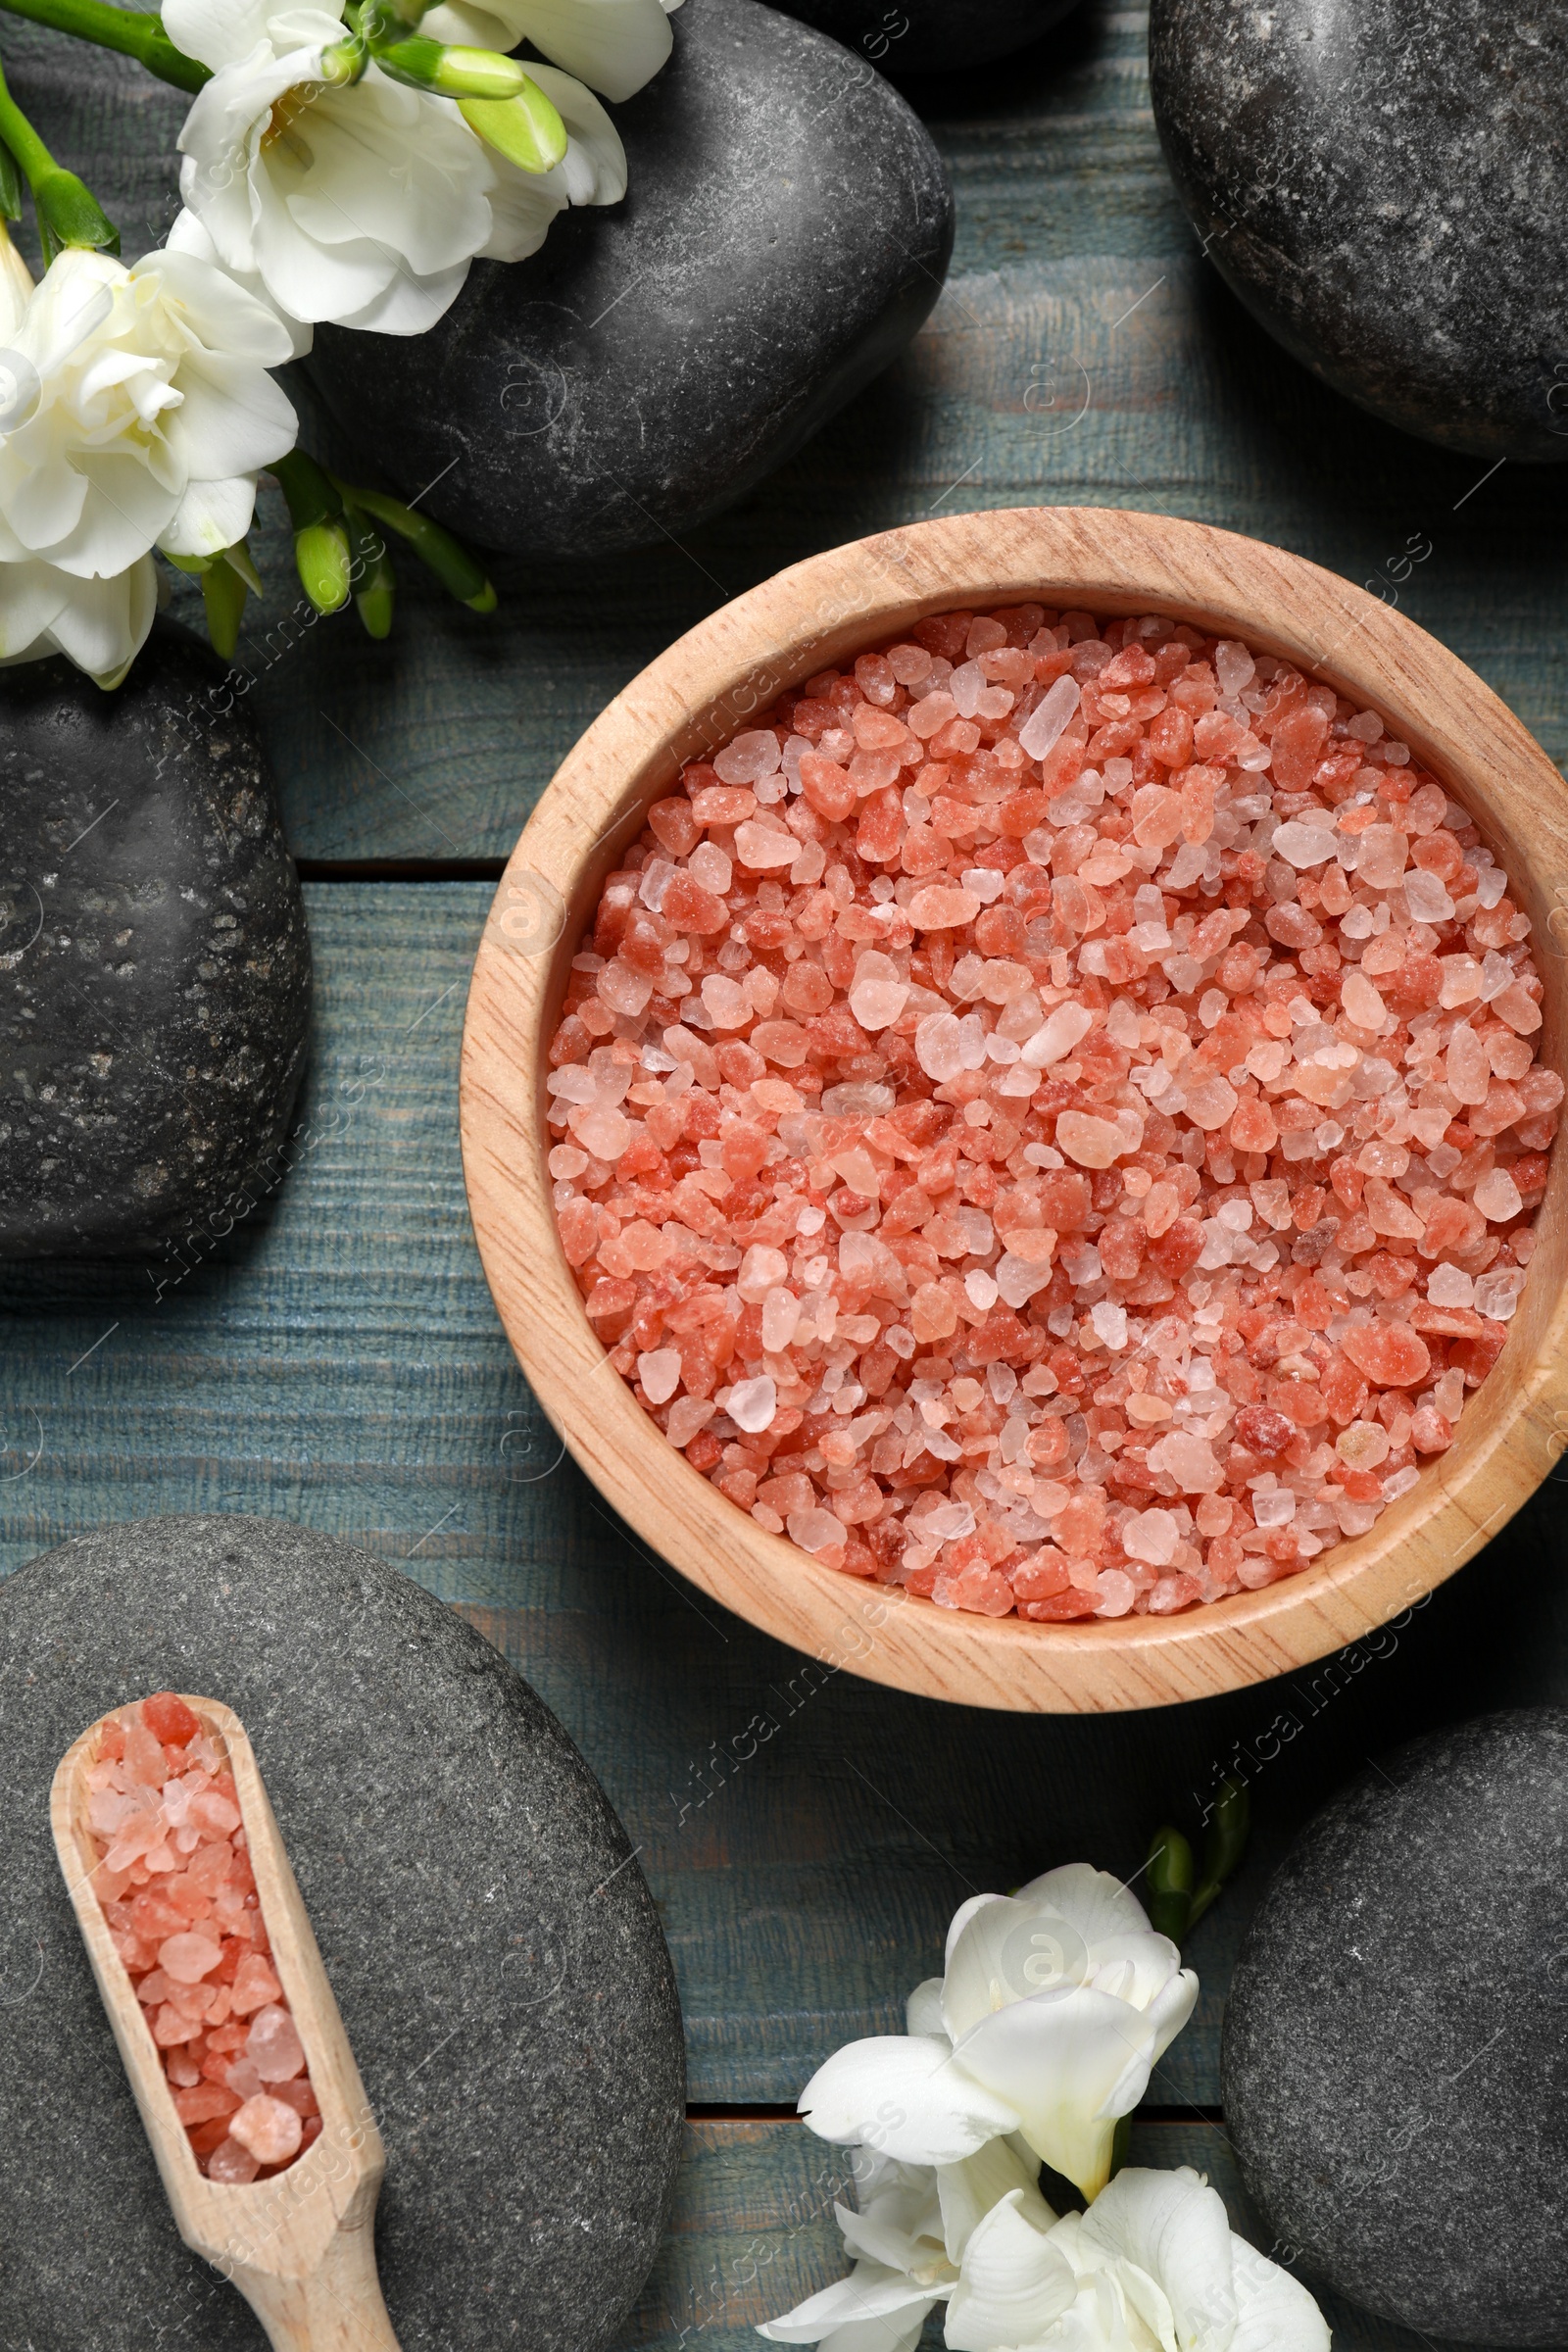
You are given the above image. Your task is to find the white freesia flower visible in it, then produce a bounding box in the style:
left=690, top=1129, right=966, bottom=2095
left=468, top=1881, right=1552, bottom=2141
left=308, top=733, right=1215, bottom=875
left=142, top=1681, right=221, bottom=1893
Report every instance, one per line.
left=799, top=1869, right=1199, bottom=2199
left=167, top=0, right=656, bottom=338
left=0, top=239, right=295, bottom=685
left=944, top=2169, right=1329, bottom=2352
left=423, top=0, right=680, bottom=104
left=758, top=2141, right=1053, bottom=2352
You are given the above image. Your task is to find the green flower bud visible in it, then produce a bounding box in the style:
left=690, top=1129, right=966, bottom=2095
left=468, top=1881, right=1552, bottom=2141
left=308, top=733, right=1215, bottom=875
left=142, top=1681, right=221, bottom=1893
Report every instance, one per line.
left=345, top=508, right=396, bottom=639
left=319, top=35, right=368, bottom=82
left=296, top=517, right=352, bottom=614
left=1189, top=1776, right=1250, bottom=1927
left=373, top=33, right=525, bottom=96
left=1145, top=1825, right=1195, bottom=1946
left=459, top=77, right=568, bottom=174
left=333, top=479, right=497, bottom=613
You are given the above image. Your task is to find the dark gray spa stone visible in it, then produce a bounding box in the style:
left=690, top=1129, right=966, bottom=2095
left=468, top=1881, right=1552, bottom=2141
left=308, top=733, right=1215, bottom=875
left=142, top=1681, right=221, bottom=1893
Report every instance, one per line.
left=1149, top=0, right=1568, bottom=463
left=1221, top=1708, right=1568, bottom=2345
left=761, top=0, right=1078, bottom=74
left=307, top=0, right=954, bottom=556
left=0, top=1516, right=685, bottom=2352
left=0, top=625, right=311, bottom=1259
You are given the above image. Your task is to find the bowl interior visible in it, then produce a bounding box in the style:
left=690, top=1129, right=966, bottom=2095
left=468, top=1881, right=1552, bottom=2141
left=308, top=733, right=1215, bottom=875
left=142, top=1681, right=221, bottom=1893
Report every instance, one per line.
left=466, top=509, right=1568, bottom=1710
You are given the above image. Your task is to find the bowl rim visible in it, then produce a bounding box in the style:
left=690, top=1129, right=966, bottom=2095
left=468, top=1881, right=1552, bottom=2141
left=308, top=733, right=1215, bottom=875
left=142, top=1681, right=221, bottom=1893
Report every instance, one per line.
left=460, top=505, right=1568, bottom=1713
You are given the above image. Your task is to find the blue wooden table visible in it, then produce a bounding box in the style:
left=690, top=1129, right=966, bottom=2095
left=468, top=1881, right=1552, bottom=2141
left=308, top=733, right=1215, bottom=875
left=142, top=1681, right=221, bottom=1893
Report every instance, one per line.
left=3, top=6, right=1566, bottom=2347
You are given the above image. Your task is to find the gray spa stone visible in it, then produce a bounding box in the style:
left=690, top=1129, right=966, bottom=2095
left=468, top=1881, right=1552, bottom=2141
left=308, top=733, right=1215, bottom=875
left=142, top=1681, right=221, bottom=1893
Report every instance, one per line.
left=306, top=0, right=954, bottom=556
left=1221, top=1708, right=1568, bottom=2345
left=0, top=1516, right=684, bottom=2352
left=762, top=0, right=1078, bottom=74
left=0, top=625, right=311, bottom=1259
left=1149, top=0, right=1568, bottom=462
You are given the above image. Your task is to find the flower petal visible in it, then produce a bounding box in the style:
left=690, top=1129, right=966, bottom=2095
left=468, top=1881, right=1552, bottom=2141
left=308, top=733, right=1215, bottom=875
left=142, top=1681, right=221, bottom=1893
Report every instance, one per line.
left=944, top=1895, right=1091, bottom=2042
left=0, top=555, right=70, bottom=659
left=1228, top=2238, right=1331, bottom=2352
left=160, top=472, right=259, bottom=559
left=944, top=2190, right=1076, bottom=2352
left=757, top=2261, right=937, bottom=2345
left=905, top=1978, right=945, bottom=2038
left=1146, top=1965, right=1199, bottom=2062
left=162, top=0, right=279, bottom=74
left=1078, top=2169, right=1237, bottom=2352
left=1012, top=1863, right=1160, bottom=1950
left=936, top=2136, right=1054, bottom=2265
left=3, top=557, right=158, bottom=687
left=944, top=1892, right=1007, bottom=1977
left=157, top=349, right=297, bottom=480
left=953, top=1987, right=1157, bottom=2198
left=800, top=2036, right=1020, bottom=2167
left=525, top=63, right=626, bottom=203
left=483, top=0, right=673, bottom=101
left=328, top=260, right=473, bottom=334
left=476, top=165, right=566, bottom=264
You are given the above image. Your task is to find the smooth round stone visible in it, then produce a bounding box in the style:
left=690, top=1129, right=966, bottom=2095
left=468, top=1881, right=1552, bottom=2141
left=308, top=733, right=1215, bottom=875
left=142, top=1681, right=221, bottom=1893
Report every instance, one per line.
left=307, top=0, right=954, bottom=556
left=1222, top=1708, right=1568, bottom=2344
left=1150, top=0, right=1568, bottom=461
left=761, top=0, right=1078, bottom=74
left=0, top=1516, right=684, bottom=2352
left=0, top=626, right=311, bottom=1258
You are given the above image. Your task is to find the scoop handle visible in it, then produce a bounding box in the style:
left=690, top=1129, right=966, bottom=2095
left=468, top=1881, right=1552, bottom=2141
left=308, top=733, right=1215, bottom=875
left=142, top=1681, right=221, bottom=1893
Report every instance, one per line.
left=238, top=2220, right=402, bottom=2351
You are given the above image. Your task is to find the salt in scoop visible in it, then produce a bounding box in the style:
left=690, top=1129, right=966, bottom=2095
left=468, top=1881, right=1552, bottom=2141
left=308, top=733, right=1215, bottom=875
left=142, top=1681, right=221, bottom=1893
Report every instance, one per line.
left=53, top=1693, right=400, bottom=2351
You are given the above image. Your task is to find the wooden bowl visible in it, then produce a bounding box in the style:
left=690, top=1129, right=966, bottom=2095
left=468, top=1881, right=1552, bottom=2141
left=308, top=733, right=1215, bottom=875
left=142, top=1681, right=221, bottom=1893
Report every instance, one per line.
left=460, top=508, right=1568, bottom=1712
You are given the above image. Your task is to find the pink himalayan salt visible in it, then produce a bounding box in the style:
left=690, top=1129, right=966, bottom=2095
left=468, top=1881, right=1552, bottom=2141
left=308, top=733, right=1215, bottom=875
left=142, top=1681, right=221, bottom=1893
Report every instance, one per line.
left=548, top=602, right=1556, bottom=1623
left=87, top=1694, right=323, bottom=2180
left=229, top=2092, right=305, bottom=2166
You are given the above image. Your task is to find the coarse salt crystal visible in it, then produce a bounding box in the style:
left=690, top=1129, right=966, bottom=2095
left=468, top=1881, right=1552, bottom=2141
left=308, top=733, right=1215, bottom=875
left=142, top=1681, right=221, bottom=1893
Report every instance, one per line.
left=728, top=1376, right=778, bottom=1433
left=1123, top=1510, right=1179, bottom=1566
left=638, top=1348, right=681, bottom=1404
left=1473, top=1169, right=1523, bottom=1223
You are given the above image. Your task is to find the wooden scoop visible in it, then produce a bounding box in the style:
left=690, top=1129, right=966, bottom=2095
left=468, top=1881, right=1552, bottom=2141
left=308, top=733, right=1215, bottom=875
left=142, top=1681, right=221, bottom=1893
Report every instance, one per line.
left=52, top=1695, right=401, bottom=2352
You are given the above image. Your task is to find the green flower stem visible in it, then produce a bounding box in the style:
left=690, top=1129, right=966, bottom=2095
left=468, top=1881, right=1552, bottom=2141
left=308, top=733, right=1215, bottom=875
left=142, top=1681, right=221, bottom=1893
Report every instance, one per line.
left=0, top=46, right=117, bottom=253
left=0, top=0, right=207, bottom=92
left=331, top=478, right=496, bottom=612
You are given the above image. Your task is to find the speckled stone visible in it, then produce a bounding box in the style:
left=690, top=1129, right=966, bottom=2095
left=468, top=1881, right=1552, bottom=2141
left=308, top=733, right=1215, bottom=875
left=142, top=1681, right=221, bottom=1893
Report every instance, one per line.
left=1150, top=0, right=1568, bottom=462
left=1222, top=1709, right=1568, bottom=2345
left=761, top=0, right=1078, bottom=74
left=0, top=1516, right=685, bottom=2352
left=306, top=0, right=953, bottom=557
left=0, top=625, right=311, bottom=1258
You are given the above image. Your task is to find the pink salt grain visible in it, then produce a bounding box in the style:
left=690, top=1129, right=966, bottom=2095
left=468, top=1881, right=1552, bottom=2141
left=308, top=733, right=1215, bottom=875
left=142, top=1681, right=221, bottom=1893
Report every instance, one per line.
left=548, top=602, right=1554, bottom=1624
left=86, top=1693, right=323, bottom=2179
left=229, top=2094, right=304, bottom=2166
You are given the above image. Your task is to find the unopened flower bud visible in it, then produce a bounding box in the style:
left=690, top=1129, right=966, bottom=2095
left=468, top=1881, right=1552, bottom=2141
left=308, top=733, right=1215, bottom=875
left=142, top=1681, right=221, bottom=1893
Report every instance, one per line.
left=459, top=77, right=568, bottom=174
left=295, top=518, right=352, bottom=613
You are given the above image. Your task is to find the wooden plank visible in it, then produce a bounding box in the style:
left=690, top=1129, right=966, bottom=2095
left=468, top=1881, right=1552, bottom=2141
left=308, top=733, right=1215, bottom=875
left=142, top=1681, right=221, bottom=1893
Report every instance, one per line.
left=10, top=8, right=1566, bottom=861
left=4, top=884, right=1566, bottom=2108
left=616, top=2117, right=1497, bottom=2352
